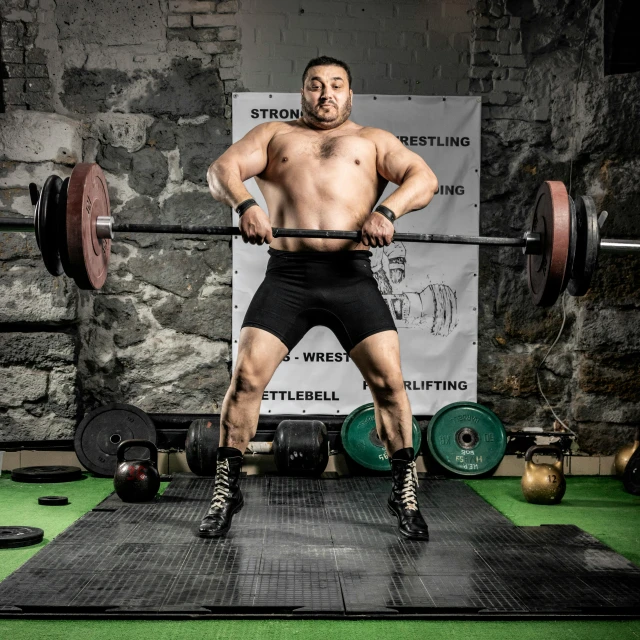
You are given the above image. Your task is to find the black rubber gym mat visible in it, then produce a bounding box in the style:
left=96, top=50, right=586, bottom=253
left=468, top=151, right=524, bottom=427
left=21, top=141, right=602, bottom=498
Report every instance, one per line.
left=0, top=473, right=639, bottom=619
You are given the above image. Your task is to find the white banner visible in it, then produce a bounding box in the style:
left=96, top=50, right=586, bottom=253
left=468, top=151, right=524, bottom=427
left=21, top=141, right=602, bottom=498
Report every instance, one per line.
left=232, top=94, right=480, bottom=415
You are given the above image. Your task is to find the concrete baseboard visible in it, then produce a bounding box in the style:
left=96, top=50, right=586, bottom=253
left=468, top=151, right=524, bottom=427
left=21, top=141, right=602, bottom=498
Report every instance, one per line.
left=0, top=450, right=621, bottom=477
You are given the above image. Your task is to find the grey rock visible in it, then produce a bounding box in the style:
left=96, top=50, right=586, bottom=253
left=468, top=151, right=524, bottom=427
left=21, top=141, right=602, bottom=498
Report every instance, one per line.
left=92, top=296, right=149, bottom=349
left=125, top=238, right=216, bottom=298
left=0, top=263, right=77, bottom=323
left=0, top=366, right=48, bottom=406
left=56, top=0, right=164, bottom=46
left=152, top=285, right=231, bottom=340
left=47, top=365, right=78, bottom=419
left=160, top=189, right=230, bottom=226
left=148, top=119, right=178, bottom=151
left=574, top=423, right=640, bottom=456
left=0, top=332, right=75, bottom=366
left=175, top=118, right=230, bottom=185
left=129, top=147, right=168, bottom=197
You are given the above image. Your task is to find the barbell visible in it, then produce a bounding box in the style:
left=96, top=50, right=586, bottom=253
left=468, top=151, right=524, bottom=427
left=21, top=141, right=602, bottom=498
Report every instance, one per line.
left=1, top=162, right=639, bottom=307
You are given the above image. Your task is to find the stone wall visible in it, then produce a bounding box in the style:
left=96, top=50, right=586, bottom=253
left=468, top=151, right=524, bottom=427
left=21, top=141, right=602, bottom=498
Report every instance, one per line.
left=468, top=0, right=640, bottom=454
left=0, top=0, right=638, bottom=454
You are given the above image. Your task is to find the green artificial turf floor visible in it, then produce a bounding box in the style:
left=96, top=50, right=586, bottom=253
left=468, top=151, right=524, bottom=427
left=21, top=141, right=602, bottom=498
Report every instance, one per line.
left=0, top=472, right=638, bottom=639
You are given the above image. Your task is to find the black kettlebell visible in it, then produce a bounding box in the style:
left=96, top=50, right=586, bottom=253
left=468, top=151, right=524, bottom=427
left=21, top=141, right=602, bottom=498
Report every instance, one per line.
left=113, top=439, right=160, bottom=503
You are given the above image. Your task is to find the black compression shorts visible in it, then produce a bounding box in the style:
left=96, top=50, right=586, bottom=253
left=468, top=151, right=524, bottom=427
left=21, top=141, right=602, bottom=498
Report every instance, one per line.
left=242, top=248, right=397, bottom=353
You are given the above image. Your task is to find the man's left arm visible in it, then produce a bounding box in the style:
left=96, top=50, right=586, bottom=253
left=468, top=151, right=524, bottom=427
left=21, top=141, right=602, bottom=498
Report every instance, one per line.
left=361, top=129, right=439, bottom=247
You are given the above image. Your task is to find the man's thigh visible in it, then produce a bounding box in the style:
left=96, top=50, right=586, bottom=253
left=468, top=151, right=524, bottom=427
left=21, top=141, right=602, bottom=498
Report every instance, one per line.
left=234, top=326, right=289, bottom=386
left=349, top=330, right=405, bottom=388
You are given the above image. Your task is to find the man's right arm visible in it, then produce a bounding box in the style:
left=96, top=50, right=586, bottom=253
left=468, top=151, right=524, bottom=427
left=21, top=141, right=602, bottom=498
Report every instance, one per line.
left=207, top=122, right=278, bottom=245
left=206, top=121, right=277, bottom=208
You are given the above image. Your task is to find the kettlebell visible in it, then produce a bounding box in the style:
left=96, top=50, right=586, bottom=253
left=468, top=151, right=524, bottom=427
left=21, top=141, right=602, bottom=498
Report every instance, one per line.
left=521, top=445, right=566, bottom=505
left=114, top=439, right=160, bottom=503
left=614, top=427, right=640, bottom=477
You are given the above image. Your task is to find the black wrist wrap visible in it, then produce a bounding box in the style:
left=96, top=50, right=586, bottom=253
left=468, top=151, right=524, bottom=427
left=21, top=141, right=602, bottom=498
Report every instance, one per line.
left=236, top=198, right=258, bottom=217
left=374, top=204, right=396, bottom=223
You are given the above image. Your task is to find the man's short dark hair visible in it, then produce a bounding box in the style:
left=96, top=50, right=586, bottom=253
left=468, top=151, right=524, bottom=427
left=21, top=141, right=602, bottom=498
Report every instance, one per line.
left=302, top=56, right=352, bottom=88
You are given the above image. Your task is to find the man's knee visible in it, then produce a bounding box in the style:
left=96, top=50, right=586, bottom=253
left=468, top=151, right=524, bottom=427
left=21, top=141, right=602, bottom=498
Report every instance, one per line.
left=367, top=372, right=406, bottom=404
left=228, top=364, right=267, bottom=399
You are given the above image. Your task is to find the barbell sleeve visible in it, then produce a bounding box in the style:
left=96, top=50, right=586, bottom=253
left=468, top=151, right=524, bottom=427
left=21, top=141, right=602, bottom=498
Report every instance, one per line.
left=599, top=239, right=640, bottom=253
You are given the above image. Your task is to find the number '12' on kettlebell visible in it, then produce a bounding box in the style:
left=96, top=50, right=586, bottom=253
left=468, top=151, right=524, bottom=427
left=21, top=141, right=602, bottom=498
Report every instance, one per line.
left=114, top=439, right=161, bottom=503
left=521, top=445, right=567, bottom=505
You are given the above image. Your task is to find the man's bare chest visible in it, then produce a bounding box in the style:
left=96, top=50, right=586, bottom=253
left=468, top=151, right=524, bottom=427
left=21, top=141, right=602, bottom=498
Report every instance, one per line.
left=267, top=132, right=377, bottom=167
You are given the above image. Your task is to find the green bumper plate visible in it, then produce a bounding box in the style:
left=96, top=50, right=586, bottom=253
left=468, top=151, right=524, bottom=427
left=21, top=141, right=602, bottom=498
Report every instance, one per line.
left=427, top=402, right=507, bottom=476
left=341, top=402, right=422, bottom=471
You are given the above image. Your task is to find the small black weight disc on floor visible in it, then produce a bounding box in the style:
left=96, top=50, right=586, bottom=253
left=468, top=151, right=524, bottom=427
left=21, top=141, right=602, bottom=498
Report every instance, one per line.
left=74, top=403, right=156, bottom=477
left=38, top=496, right=69, bottom=506
left=0, top=527, right=44, bottom=549
left=11, top=466, right=83, bottom=483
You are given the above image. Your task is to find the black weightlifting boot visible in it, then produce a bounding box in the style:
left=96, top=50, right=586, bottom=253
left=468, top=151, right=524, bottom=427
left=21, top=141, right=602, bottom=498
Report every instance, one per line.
left=388, top=447, right=429, bottom=541
left=198, top=447, right=244, bottom=538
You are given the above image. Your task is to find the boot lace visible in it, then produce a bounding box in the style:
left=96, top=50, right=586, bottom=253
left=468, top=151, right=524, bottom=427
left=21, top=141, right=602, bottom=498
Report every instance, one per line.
left=400, top=461, right=419, bottom=511
left=209, top=459, right=231, bottom=510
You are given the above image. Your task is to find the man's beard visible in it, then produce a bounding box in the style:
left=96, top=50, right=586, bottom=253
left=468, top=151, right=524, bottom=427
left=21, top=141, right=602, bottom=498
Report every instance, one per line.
left=301, top=94, right=352, bottom=129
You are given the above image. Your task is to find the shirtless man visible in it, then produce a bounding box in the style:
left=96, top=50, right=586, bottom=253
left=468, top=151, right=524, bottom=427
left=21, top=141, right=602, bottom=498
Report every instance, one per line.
left=201, top=56, right=439, bottom=541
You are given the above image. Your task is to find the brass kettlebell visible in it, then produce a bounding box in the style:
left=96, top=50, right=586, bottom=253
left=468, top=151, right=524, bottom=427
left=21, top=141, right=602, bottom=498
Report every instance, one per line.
left=521, top=445, right=566, bottom=505
left=114, top=439, right=160, bottom=503
left=614, top=428, right=640, bottom=477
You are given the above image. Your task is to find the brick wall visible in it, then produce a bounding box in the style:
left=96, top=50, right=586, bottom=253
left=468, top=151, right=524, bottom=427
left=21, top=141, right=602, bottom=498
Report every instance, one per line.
left=237, top=0, right=473, bottom=94
left=0, top=0, right=53, bottom=111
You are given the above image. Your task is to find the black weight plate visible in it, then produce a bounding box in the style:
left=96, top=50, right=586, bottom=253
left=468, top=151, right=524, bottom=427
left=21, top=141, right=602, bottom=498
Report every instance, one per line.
left=57, top=177, right=73, bottom=277
left=273, top=420, right=329, bottom=476
left=185, top=418, right=220, bottom=476
left=74, top=403, right=156, bottom=477
left=38, top=174, right=64, bottom=277
left=33, top=183, right=42, bottom=250
left=560, top=195, right=577, bottom=293
left=0, top=526, right=44, bottom=549
left=623, top=446, right=640, bottom=496
left=29, top=182, right=40, bottom=206
left=38, top=496, right=69, bottom=506
left=11, top=465, right=82, bottom=483
left=568, top=195, right=600, bottom=297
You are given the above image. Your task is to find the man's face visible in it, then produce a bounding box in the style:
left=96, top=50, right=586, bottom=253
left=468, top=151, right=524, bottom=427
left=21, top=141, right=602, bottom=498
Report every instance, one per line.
left=300, top=65, right=353, bottom=130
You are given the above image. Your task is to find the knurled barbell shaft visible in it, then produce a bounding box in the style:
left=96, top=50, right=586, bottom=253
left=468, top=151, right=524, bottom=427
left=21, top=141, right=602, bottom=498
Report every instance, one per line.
left=3, top=215, right=640, bottom=253
left=111, top=221, right=532, bottom=249
left=2, top=215, right=532, bottom=248
left=0, top=217, right=35, bottom=233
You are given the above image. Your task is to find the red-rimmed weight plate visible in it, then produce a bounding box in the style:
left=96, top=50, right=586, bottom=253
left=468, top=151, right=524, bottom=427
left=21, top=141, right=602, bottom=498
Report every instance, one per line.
left=66, top=163, right=111, bottom=290
left=527, top=181, right=571, bottom=307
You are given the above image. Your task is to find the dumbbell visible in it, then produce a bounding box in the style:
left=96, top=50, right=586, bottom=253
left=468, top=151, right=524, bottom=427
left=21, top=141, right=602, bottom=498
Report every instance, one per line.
left=185, top=419, right=329, bottom=477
